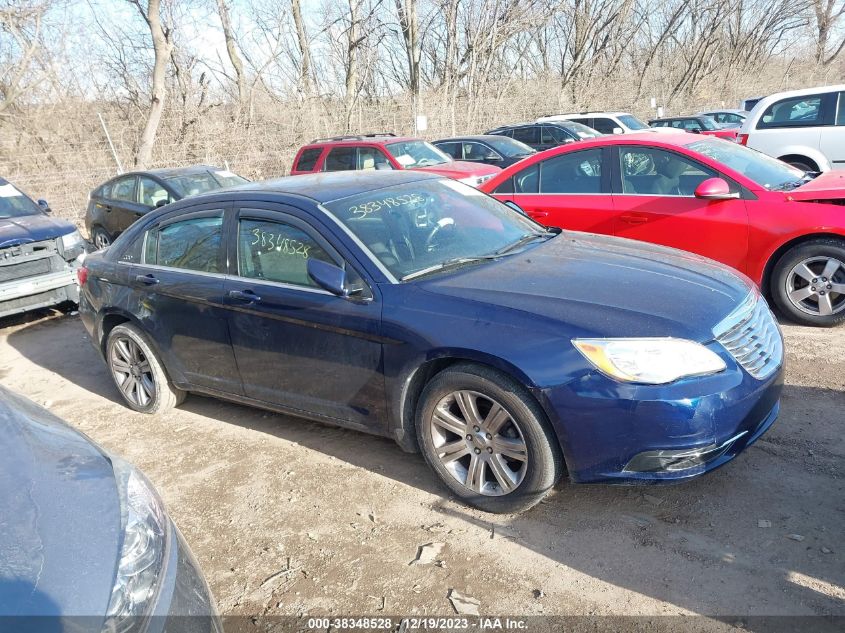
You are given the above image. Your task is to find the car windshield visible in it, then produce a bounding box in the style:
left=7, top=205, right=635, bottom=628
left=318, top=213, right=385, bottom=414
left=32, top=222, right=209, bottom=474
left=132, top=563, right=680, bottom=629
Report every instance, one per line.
left=483, top=136, right=535, bottom=157
left=686, top=139, right=806, bottom=190
left=322, top=179, right=550, bottom=280
left=618, top=114, right=650, bottom=130
left=0, top=183, right=43, bottom=219
left=165, top=169, right=248, bottom=197
left=385, top=140, right=450, bottom=168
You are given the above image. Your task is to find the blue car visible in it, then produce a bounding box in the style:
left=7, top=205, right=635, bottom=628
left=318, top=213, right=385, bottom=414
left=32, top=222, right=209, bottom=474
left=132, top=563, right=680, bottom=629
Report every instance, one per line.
left=0, top=386, right=221, bottom=631
left=0, top=177, right=86, bottom=318
left=78, top=171, right=784, bottom=513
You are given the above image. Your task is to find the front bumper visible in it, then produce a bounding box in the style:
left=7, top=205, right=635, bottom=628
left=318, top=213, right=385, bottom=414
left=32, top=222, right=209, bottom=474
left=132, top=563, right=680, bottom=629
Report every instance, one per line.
left=539, top=346, right=784, bottom=484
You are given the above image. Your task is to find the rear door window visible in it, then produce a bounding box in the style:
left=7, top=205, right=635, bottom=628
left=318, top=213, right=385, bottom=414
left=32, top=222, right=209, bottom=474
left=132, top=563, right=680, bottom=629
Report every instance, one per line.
left=137, top=177, right=169, bottom=207
left=435, top=142, right=461, bottom=159
left=539, top=149, right=603, bottom=194
left=144, top=215, right=223, bottom=273
left=324, top=147, right=358, bottom=171
left=295, top=148, right=323, bottom=171
left=511, top=126, right=539, bottom=145
left=837, top=92, right=845, bottom=126
left=111, top=176, right=136, bottom=203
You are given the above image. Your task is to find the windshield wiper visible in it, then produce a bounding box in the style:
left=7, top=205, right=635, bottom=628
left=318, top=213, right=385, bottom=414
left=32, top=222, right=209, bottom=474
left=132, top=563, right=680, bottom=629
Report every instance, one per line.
left=492, top=231, right=550, bottom=256
left=401, top=255, right=500, bottom=281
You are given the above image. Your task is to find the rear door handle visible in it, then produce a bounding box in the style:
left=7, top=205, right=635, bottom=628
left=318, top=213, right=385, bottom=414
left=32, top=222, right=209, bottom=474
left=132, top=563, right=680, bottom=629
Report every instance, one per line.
left=134, top=274, right=159, bottom=285
left=228, top=289, right=261, bottom=303
left=620, top=214, right=648, bottom=225
left=104, top=205, right=112, bottom=212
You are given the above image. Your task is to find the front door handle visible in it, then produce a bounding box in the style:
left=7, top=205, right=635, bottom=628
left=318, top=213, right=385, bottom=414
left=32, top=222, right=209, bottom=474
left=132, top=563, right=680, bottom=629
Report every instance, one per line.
left=228, top=289, right=261, bottom=303
left=620, top=213, right=648, bottom=225
left=529, top=210, right=549, bottom=218
left=134, top=274, right=159, bottom=285
left=104, top=205, right=112, bottom=212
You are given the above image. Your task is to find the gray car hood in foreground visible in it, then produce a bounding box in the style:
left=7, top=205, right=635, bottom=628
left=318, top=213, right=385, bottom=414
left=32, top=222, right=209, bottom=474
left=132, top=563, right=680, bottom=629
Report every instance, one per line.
left=419, top=231, right=754, bottom=341
left=0, top=387, right=120, bottom=618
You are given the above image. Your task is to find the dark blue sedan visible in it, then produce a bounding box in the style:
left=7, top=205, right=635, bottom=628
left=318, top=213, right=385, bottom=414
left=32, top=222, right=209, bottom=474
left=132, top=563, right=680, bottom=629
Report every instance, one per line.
left=78, top=171, right=784, bottom=513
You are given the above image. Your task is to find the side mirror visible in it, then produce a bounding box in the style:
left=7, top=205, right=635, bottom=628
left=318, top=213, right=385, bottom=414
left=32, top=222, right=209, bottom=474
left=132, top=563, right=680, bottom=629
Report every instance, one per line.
left=308, top=258, right=355, bottom=297
left=612, top=127, right=624, bottom=135
left=503, top=200, right=527, bottom=216
left=694, top=178, right=740, bottom=200
left=37, top=199, right=51, bottom=213
left=155, top=199, right=170, bottom=208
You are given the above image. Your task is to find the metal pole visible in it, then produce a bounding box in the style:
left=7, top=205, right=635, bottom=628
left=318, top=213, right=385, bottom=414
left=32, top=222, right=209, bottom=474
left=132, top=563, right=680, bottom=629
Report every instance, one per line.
left=98, top=112, right=123, bottom=174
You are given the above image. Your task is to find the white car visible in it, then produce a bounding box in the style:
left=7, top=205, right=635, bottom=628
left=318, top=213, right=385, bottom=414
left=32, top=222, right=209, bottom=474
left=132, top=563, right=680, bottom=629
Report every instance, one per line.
left=738, top=85, right=845, bottom=172
left=536, top=112, right=653, bottom=135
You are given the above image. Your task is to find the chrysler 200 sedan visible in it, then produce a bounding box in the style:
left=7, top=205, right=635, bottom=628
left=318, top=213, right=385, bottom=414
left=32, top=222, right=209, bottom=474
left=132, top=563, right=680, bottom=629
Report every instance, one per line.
left=78, top=171, right=783, bottom=513
left=0, top=386, right=220, bottom=631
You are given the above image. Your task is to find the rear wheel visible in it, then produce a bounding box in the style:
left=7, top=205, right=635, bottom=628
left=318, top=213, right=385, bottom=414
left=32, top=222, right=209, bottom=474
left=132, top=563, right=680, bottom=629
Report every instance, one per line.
left=92, top=226, right=112, bottom=250
left=780, top=157, right=818, bottom=173
left=416, top=364, right=563, bottom=513
left=106, top=323, right=185, bottom=413
left=771, top=239, right=845, bottom=327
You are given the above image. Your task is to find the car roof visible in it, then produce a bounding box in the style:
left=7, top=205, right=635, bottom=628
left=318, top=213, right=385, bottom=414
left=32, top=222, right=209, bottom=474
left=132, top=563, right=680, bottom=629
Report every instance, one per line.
left=304, top=135, right=419, bottom=147
left=109, top=164, right=225, bottom=179
left=203, top=170, right=441, bottom=204
left=699, top=109, right=747, bottom=115
left=755, top=84, right=845, bottom=103
left=435, top=135, right=518, bottom=142
left=540, top=112, right=630, bottom=118
left=650, top=116, right=702, bottom=121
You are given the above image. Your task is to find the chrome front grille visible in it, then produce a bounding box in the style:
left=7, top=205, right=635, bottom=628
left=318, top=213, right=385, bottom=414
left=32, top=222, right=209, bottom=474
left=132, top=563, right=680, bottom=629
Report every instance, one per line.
left=713, top=292, right=783, bottom=380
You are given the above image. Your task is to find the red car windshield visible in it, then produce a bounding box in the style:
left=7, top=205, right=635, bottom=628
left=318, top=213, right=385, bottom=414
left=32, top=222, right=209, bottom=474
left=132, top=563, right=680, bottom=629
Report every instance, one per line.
left=686, top=139, right=806, bottom=190
left=385, top=140, right=450, bottom=168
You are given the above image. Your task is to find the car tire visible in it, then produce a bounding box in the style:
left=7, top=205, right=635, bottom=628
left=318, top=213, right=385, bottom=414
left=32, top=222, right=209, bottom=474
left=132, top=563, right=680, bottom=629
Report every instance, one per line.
left=92, top=226, right=112, bottom=250
left=416, top=363, right=563, bottom=513
left=106, top=323, right=186, bottom=413
left=782, top=158, right=817, bottom=173
left=771, top=239, right=845, bottom=327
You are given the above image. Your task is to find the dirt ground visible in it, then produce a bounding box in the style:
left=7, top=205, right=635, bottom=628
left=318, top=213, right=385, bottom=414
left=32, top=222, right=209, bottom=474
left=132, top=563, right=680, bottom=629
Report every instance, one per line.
left=0, top=309, right=842, bottom=628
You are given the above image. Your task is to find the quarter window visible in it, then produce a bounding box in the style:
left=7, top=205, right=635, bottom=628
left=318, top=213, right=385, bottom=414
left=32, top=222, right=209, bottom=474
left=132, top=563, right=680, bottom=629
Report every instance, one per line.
left=111, top=177, right=135, bottom=202
left=296, top=148, right=323, bottom=171
left=238, top=218, right=334, bottom=287
left=144, top=215, right=223, bottom=273
left=539, top=149, right=603, bottom=194
left=619, top=148, right=717, bottom=196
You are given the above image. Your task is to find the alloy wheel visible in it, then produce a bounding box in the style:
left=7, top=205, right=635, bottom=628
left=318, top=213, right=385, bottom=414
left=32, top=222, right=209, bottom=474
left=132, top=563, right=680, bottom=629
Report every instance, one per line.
left=786, top=256, right=845, bottom=317
left=110, top=336, right=156, bottom=408
left=94, top=231, right=111, bottom=249
left=427, top=390, right=527, bottom=496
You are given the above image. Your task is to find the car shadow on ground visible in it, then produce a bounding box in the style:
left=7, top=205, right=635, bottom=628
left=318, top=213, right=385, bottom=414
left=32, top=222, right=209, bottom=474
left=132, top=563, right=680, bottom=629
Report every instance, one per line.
left=4, top=315, right=844, bottom=625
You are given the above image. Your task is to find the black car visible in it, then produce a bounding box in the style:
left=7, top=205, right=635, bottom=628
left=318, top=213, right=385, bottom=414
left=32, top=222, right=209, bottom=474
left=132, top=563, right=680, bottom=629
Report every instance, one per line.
left=485, top=121, right=601, bottom=151
left=433, top=135, right=536, bottom=168
left=0, top=386, right=221, bottom=631
left=85, top=165, right=248, bottom=249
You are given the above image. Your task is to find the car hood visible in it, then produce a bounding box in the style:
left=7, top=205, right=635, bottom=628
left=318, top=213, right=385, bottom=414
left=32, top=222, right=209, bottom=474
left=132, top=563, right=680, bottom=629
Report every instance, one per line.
left=0, top=388, right=119, bottom=619
left=411, top=160, right=501, bottom=178
left=418, top=232, right=754, bottom=340
left=0, top=214, right=76, bottom=248
left=789, top=170, right=845, bottom=201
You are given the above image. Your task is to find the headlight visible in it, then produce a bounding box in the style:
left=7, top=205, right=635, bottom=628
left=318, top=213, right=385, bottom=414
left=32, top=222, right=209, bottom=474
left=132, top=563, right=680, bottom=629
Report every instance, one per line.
left=573, top=338, right=726, bottom=384
left=105, top=457, right=168, bottom=632
left=59, top=229, right=84, bottom=252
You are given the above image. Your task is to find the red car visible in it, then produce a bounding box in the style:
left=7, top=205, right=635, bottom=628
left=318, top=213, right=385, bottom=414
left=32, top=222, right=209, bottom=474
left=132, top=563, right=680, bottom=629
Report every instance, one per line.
left=480, top=132, right=845, bottom=326
left=290, top=133, right=501, bottom=187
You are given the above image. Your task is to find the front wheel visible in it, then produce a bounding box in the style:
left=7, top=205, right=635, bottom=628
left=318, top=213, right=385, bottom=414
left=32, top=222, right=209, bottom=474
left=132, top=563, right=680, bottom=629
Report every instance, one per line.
left=106, top=323, right=186, bottom=413
left=771, top=239, right=845, bottom=327
left=416, top=364, right=563, bottom=513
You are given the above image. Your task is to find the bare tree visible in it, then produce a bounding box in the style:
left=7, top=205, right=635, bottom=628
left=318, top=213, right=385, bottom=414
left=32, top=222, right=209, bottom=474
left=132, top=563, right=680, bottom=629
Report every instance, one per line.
left=0, top=0, right=53, bottom=116
left=216, top=0, right=248, bottom=104
left=812, top=0, right=845, bottom=64
left=291, top=0, right=314, bottom=96
left=129, top=0, right=174, bottom=169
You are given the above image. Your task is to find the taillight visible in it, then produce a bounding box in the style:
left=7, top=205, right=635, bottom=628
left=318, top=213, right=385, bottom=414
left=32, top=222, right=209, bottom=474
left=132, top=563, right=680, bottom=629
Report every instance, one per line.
left=77, top=266, right=88, bottom=286
left=738, top=133, right=749, bottom=146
